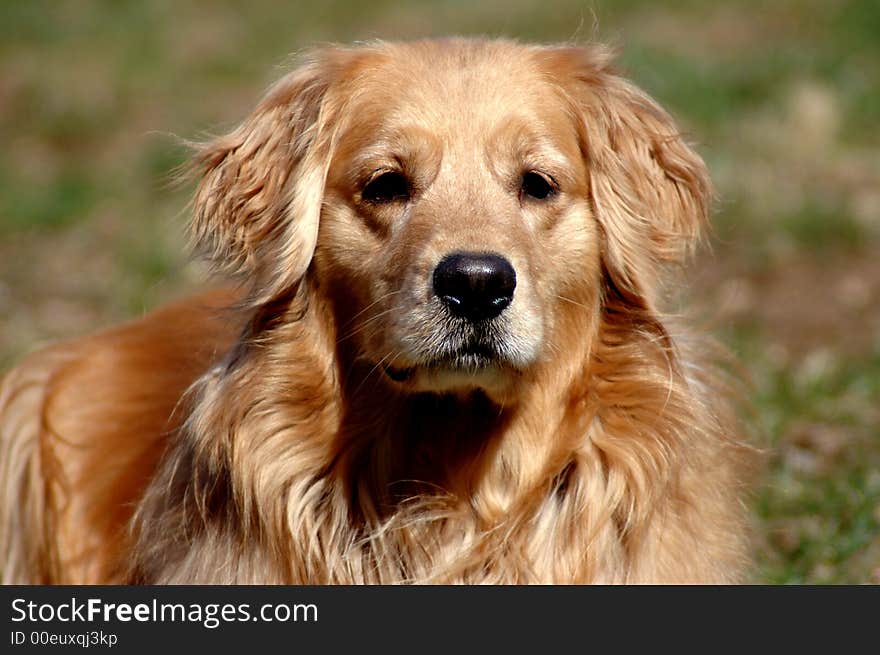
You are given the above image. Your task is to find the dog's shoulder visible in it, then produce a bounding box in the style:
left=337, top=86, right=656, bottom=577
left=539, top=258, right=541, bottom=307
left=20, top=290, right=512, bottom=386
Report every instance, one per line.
left=0, top=287, right=242, bottom=583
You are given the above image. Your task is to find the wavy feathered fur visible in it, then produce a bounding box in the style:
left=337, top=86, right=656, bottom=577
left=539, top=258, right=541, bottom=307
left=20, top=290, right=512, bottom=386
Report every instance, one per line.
left=1, top=38, right=755, bottom=584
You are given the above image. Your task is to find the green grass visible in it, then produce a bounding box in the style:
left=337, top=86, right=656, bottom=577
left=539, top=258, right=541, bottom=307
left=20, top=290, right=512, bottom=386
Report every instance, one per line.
left=751, top=349, right=880, bottom=583
left=780, top=203, right=868, bottom=252
left=0, top=169, right=98, bottom=233
left=0, top=0, right=877, bottom=583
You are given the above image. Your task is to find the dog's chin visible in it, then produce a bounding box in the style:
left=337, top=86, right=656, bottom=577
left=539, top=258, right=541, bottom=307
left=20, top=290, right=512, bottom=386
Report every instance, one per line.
left=382, top=354, right=519, bottom=400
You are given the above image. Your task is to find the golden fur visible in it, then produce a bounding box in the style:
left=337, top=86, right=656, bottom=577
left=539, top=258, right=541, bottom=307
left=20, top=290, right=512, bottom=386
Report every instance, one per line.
left=1, top=38, right=754, bottom=584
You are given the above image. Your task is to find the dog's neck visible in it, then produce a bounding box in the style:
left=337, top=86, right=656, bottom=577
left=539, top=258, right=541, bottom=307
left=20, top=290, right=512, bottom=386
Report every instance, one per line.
left=320, top=292, right=601, bottom=529
left=172, top=280, right=691, bottom=582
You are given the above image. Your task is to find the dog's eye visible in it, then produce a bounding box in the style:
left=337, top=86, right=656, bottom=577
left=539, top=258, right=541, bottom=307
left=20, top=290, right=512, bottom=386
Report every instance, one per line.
left=520, top=171, right=557, bottom=201
left=362, top=171, right=410, bottom=203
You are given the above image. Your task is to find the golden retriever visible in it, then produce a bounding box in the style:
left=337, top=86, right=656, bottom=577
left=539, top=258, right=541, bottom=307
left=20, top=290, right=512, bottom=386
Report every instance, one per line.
left=0, top=38, right=754, bottom=584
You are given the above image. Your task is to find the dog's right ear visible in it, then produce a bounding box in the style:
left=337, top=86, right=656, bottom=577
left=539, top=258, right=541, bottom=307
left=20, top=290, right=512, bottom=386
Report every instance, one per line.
left=190, top=49, right=346, bottom=300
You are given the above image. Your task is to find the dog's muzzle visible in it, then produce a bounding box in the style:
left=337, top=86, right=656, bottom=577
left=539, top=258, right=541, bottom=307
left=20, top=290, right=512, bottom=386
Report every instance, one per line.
left=380, top=252, right=522, bottom=386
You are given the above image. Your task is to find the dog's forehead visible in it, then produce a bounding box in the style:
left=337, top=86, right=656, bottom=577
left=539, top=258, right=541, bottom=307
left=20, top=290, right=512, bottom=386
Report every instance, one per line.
left=331, top=41, right=581, bottom=167
left=343, top=42, right=567, bottom=133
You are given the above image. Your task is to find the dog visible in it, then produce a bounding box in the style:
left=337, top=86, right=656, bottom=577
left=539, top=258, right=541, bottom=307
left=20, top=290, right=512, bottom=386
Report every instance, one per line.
left=0, top=38, right=755, bottom=584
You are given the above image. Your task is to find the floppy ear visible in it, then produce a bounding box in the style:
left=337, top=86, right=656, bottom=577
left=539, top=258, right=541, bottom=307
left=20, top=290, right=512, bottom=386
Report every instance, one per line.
left=541, top=46, right=713, bottom=307
left=190, top=49, right=344, bottom=301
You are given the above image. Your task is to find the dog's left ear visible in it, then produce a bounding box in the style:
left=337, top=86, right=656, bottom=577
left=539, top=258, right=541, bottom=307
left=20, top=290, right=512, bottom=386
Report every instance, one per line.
left=189, top=48, right=350, bottom=301
left=540, top=46, right=713, bottom=306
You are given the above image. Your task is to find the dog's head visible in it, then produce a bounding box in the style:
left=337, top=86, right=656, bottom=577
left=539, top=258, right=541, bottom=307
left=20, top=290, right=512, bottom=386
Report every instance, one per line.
left=192, top=39, right=711, bottom=401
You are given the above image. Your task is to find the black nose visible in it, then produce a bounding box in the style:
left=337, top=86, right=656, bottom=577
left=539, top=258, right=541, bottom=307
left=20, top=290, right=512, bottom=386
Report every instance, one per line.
left=432, top=252, right=516, bottom=322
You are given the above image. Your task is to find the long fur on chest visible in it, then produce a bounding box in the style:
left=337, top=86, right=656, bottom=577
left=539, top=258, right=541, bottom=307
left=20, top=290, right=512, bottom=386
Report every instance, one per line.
left=128, top=285, right=751, bottom=584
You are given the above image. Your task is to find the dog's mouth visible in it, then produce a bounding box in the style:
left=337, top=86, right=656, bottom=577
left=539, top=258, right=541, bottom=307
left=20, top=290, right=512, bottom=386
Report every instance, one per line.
left=383, top=364, right=416, bottom=382
left=382, top=341, right=507, bottom=385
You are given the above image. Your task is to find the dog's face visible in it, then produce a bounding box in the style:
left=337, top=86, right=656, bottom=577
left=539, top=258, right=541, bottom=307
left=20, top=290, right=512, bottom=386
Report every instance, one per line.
left=316, top=43, right=598, bottom=397
left=192, top=39, right=711, bottom=401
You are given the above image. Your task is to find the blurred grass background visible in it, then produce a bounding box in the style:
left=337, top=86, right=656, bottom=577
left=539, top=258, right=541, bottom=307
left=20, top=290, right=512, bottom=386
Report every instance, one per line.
left=0, top=0, right=877, bottom=583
